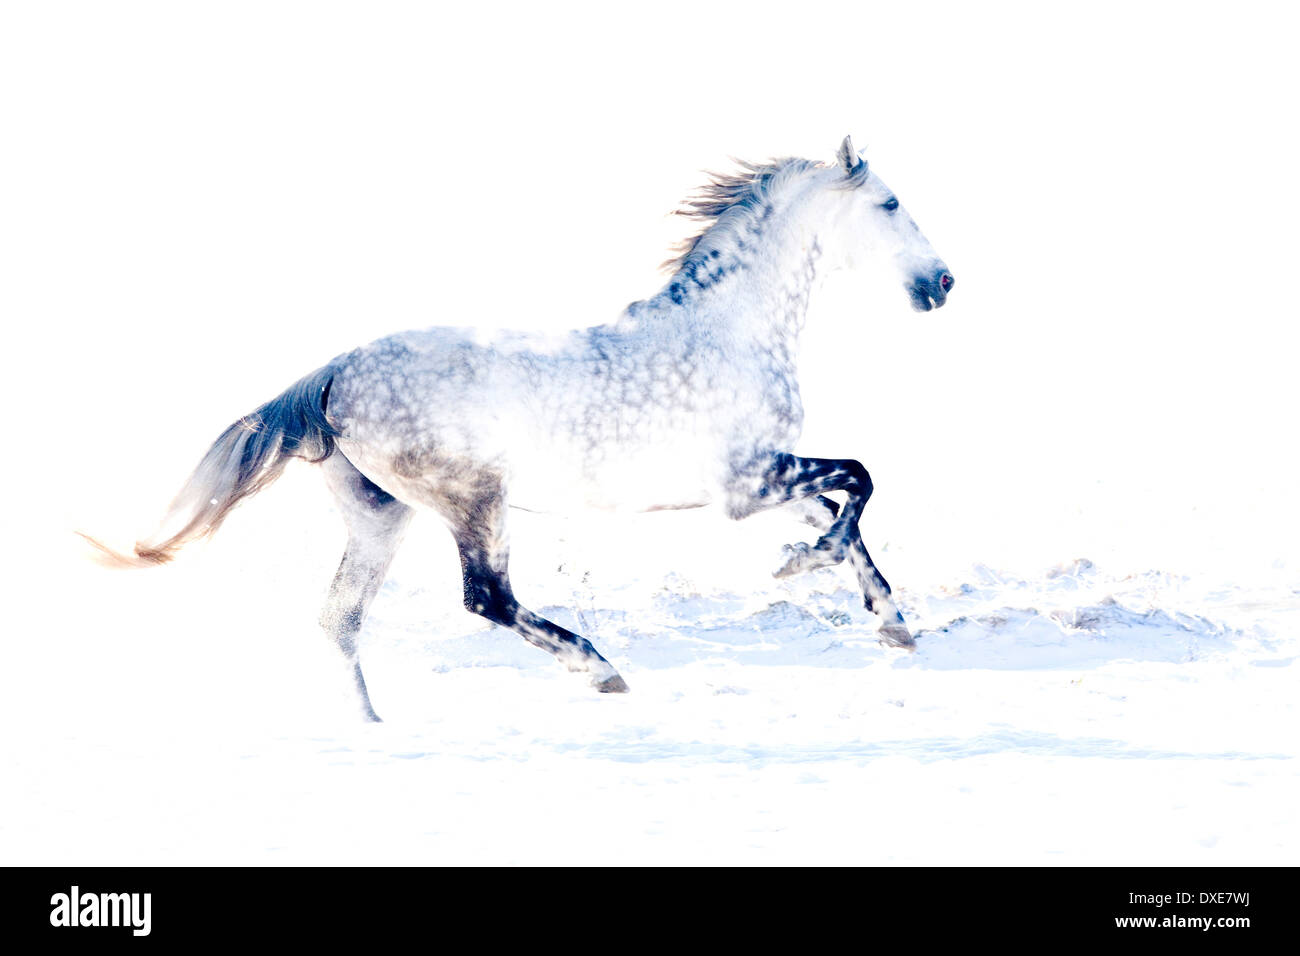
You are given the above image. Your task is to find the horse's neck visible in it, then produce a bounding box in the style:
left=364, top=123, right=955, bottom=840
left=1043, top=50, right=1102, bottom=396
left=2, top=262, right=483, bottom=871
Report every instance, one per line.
left=743, top=231, right=823, bottom=355
left=676, top=219, right=824, bottom=359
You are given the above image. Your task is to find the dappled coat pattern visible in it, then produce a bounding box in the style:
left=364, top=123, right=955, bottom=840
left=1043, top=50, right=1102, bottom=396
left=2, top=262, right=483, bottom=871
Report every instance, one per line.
left=84, top=136, right=954, bottom=721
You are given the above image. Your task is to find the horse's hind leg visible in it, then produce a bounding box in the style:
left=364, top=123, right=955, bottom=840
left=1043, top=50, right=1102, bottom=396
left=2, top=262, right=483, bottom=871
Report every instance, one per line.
left=319, top=453, right=415, bottom=721
left=728, top=455, right=913, bottom=649
left=450, top=489, right=629, bottom=693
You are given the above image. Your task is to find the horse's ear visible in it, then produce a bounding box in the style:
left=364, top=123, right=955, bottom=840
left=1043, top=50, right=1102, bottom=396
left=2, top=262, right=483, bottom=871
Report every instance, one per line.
left=836, top=135, right=864, bottom=175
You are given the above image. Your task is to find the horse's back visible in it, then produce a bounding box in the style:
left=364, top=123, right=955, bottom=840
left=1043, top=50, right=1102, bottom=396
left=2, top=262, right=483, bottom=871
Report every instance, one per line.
left=326, top=325, right=534, bottom=467
left=323, top=323, right=720, bottom=514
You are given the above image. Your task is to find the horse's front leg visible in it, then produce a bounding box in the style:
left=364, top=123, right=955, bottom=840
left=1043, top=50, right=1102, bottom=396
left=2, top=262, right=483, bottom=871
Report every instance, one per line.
left=727, top=454, right=914, bottom=649
left=784, top=495, right=912, bottom=648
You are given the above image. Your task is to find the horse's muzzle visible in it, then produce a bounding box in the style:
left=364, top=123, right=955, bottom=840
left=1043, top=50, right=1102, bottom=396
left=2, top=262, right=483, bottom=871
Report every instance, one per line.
left=907, top=267, right=955, bottom=312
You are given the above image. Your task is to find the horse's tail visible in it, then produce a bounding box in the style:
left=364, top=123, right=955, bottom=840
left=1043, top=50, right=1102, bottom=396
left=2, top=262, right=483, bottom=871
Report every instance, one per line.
left=80, top=365, right=339, bottom=568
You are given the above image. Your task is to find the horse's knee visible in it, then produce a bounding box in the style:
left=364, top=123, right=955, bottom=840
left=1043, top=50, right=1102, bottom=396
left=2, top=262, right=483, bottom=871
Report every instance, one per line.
left=843, top=460, right=873, bottom=501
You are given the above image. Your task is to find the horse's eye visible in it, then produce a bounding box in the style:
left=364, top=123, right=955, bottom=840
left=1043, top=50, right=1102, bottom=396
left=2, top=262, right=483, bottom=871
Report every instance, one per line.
left=882, top=197, right=899, bottom=212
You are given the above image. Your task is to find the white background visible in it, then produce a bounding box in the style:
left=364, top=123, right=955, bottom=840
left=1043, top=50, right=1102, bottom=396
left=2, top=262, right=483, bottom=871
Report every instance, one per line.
left=5, top=0, right=1297, bottom=574
left=2, top=1, right=1297, bottom=865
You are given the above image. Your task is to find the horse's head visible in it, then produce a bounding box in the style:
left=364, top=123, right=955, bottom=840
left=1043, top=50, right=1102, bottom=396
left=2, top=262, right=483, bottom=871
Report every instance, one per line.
left=822, top=135, right=953, bottom=312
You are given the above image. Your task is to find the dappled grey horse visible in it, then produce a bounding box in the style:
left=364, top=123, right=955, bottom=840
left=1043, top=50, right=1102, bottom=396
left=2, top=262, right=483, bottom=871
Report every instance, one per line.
left=86, top=136, right=954, bottom=720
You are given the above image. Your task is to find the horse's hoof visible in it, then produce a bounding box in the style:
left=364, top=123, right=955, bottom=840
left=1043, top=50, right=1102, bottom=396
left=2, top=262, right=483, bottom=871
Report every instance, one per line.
left=878, top=623, right=916, bottom=651
left=774, top=542, right=810, bottom=577
left=774, top=541, right=843, bottom=578
left=595, top=674, right=631, bottom=694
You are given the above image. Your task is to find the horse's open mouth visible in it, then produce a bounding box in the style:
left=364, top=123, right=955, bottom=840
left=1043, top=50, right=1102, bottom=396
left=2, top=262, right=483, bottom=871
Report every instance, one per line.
left=908, top=285, right=947, bottom=312
left=907, top=271, right=953, bottom=312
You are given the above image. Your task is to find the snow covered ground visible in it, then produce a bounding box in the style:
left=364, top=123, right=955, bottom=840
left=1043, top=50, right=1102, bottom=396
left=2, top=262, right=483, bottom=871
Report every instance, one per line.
left=3, top=2, right=1298, bottom=865
left=5, top=479, right=1297, bottom=865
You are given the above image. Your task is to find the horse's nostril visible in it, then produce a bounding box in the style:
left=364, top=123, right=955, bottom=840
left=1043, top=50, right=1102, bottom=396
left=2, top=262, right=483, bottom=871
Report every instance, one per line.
left=940, top=273, right=954, bottom=292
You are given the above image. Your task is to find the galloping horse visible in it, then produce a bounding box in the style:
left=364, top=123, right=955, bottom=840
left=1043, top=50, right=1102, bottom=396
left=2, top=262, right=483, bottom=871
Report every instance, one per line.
left=85, top=136, right=953, bottom=720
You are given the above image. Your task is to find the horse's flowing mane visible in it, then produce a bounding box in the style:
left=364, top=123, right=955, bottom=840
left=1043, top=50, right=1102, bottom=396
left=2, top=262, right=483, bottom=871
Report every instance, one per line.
left=661, top=157, right=820, bottom=273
